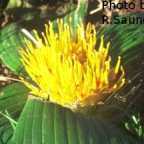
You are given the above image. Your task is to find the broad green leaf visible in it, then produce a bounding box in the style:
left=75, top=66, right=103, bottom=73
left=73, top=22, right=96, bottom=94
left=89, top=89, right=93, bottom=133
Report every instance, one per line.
left=100, top=13, right=144, bottom=68
left=0, top=82, right=29, bottom=143
left=0, top=126, right=13, bottom=144
left=11, top=98, right=140, bottom=144
left=0, top=24, right=24, bottom=74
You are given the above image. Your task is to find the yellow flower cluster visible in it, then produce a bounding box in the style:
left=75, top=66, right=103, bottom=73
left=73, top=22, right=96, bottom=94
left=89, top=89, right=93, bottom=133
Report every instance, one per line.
left=20, top=19, right=125, bottom=110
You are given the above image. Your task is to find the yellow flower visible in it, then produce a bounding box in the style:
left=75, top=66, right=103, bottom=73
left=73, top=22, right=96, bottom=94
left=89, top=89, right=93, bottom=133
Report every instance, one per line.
left=20, top=19, right=125, bottom=110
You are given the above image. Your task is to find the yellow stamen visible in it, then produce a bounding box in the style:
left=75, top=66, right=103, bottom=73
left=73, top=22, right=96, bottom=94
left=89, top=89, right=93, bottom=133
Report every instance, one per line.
left=20, top=19, right=126, bottom=110
left=115, top=56, right=121, bottom=74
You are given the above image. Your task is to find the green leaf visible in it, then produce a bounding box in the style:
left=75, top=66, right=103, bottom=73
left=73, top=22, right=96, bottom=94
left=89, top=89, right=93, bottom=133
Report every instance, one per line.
left=100, top=13, right=144, bottom=67
left=0, top=23, right=24, bottom=74
left=11, top=98, right=140, bottom=144
left=0, top=82, right=29, bottom=143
